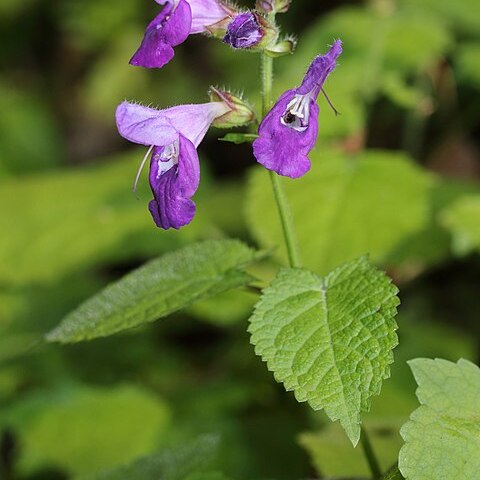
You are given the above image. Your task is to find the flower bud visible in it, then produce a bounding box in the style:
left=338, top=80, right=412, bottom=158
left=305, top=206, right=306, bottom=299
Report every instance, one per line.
left=222, top=12, right=278, bottom=50
left=256, top=0, right=292, bottom=14
left=265, top=37, right=296, bottom=57
left=208, top=87, right=256, bottom=128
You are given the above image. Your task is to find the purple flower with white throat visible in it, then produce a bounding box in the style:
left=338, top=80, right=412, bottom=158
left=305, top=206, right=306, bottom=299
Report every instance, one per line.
left=130, top=0, right=234, bottom=69
left=116, top=100, right=230, bottom=229
left=253, top=40, right=342, bottom=178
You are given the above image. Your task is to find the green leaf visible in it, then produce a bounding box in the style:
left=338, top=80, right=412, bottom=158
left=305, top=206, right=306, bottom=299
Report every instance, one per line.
left=78, top=435, right=221, bottom=480
left=440, top=194, right=480, bottom=255
left=1, top=385, right=171, bottom=476
left=399, top=358, right=480, bottom=480
left=46, top=240, right=259, bottom=343
left=246, top=150, right=433, bottom=275
left=218, top=133, right=258, bottom=144
left=249, top=257, right=399, bottom=445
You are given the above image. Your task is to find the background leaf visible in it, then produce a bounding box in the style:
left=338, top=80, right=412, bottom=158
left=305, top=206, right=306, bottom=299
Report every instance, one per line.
left=0, top=152, right=207, bottom=285
left=246, top=149, right=433, bottom=274
left=0, top=385, right=171, bottom=477
left=402, top=0, right=480, bottom=35
left=249, top=257, right=399, bottom=445
left=46, top=240, right=259, bottom=343
left=79, top=434, right=221, bottom=480
left=440, top=194, right=480, bottom=255
left=399, top=358, right=480, bottom=480
left=0, top=81, right=63, bottom=175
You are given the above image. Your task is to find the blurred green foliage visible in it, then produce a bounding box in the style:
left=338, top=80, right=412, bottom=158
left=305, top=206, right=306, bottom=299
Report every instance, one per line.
left=1, top=385, right=171, bottom=476
left=0, top=0, right=479, bottom=478
left=79, top=434, right=223, bottom=480
left=246, top=149, right=434, bottom=275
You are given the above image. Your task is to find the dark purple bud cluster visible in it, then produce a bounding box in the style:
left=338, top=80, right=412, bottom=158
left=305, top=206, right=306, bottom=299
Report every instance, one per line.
left=223, top=13, right=264, bottom=49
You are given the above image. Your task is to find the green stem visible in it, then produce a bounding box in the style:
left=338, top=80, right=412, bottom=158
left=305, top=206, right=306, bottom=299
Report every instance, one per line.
left=261, top=53, right=273, bottom=117
left=360, top=426, right=382, bottom=479
left=260, top=52, right=301, bottom=268
left=268, top=171, right=301, bottom=267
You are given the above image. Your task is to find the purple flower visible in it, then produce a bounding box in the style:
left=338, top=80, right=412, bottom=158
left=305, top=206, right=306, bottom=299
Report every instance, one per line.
left=253, top=40, right=342, bottom=178
left=116, top=100, right=230, bottom=229
left=223, top=13, right=263, bottom=49
left=130, top=0, right=233, bottom=69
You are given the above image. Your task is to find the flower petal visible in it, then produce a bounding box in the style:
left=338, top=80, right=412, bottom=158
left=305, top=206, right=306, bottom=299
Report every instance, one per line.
left=130, top=0, right=192, bottom=69
left=148, top=134, right=200, bottom=229
left=161, top=102, right=231, bottom=147
left=253, top=41, right=342, bottom=179
left=253, top=90, right=319, bottom=178
left=116, top=101, right=178, bottom=147
left=188, top=0, right=230, bottom=33
left=297, top=39, right=342, bottom=96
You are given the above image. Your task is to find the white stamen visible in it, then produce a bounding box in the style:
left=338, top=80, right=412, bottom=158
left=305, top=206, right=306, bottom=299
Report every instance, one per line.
left=133, top=144, right=154, bottom=193
left=156, top=140, right=179, bottom=178
left=284, top=91, right=315, bottom=125
left=280, top=93, right=314, bottom=132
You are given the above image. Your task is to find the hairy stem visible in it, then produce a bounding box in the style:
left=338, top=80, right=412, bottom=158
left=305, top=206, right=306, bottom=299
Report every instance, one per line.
left=260, top=52, right=301, bottom=268
left=261, top=53, right=273, bottom=117
left=360, top=426, right=382, bottom=479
